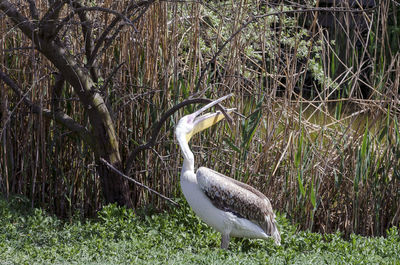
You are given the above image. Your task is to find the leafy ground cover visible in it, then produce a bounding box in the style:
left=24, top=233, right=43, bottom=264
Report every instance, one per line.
left=1, top=195, right=399, bottom=265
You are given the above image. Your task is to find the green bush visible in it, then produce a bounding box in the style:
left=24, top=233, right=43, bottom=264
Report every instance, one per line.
left=1, top=195, right=399, bottom=264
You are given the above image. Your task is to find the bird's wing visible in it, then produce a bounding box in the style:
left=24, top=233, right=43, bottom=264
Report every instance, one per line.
left=196, top=167, right=280, bottom=243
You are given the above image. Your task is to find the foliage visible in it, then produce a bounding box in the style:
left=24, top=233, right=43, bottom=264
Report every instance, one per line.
left=175, top=2, right=333, bottom=90
left=1, top=196, right=400, bottom=265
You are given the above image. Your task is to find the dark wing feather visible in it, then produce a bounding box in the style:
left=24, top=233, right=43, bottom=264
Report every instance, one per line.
left=196, top=167, right=280, bottom=242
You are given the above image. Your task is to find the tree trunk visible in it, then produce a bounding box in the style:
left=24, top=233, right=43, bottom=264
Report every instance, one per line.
left=0, top=0, right=133, bottom=207
left=89, top=94, right=133, bottom=207
left=96, top=159, right=132, bottom=207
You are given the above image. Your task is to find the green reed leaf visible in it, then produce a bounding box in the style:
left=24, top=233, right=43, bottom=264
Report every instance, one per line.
left=310, top=180, right=316, bottom=209
left=297, top=170, right=305, bottom=197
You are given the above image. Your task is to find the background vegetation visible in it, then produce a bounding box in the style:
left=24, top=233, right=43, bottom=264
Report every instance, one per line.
left=1, top=0, right=399, bottom=238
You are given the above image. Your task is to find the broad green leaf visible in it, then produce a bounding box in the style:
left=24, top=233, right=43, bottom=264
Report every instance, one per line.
left=223, top=137, right=240, bottom=154
left=242, top=96, right=264, bottom=148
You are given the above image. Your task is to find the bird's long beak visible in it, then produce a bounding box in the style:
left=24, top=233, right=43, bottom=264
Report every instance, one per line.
left=192, top=94, right=232, bottom=117
left=186, top=94, right=234, bottom=142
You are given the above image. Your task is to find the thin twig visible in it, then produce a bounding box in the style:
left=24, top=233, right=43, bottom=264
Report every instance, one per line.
left=100, top=158, right=180, bottom=207
left=87, top=1, right=153, bottom=67
left=73, top=6, right=138, bottom=27
left=100, top=62, right=125, bottom=92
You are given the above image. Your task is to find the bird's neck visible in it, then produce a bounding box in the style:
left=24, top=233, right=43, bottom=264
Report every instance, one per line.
left=178, top=137, right=195, bottom=174
left=182, top=156, right=194, bottom=174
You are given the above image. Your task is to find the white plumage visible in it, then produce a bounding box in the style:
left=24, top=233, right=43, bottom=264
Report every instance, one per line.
left=175, top=94, right=280, bottom=249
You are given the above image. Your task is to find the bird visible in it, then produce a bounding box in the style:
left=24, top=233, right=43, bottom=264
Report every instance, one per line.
left=175, top=94, right=281, bottom=249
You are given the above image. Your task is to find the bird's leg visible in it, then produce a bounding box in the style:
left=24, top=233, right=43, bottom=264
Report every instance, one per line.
left=220, top=233, right=230, bottom=249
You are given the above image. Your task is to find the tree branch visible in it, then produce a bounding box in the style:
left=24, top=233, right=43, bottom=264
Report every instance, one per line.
left=25, top=0, right=39, bottom=21
left=71, top=0, right=99, bottom=82
left=41, top=0, right=65, bottom=22
left=0, top=0, right=36, bottom=37
left=0, top=70, right=93, bottom=146
left=124, top=96, right=233, bottom=174
left=39, top=0, right=66, bottom=41
left=51, top=72, right=64, bottom=112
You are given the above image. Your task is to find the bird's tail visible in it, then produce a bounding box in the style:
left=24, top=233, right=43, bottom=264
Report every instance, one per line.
left=271, top=221, right=281, bottom=246
left=264, top=214, right=281, bottom=245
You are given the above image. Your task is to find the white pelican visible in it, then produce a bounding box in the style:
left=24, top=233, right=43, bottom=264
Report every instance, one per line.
left=175, top=94, right=281, bottom=249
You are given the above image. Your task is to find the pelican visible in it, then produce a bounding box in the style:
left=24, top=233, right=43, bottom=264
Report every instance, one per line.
left=175, top=94, right=281, bottom=249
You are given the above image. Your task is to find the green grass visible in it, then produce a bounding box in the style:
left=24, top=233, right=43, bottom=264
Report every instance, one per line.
left=1, top=195, right=399, bottom=265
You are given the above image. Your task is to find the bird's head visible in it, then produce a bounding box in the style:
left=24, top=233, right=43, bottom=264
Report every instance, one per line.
left=175, top=94, right=234, bottom=144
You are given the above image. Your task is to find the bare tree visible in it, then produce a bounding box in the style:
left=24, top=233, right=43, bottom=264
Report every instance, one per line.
left=0, top=0, right=156, bottom=207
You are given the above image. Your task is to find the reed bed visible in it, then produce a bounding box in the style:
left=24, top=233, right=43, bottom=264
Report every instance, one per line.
left=0, top=0, right=399, bottom=236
